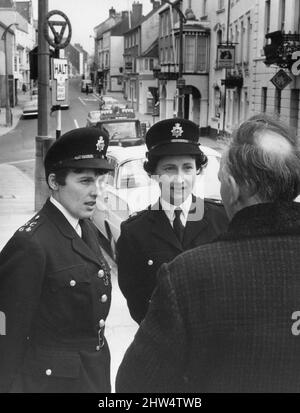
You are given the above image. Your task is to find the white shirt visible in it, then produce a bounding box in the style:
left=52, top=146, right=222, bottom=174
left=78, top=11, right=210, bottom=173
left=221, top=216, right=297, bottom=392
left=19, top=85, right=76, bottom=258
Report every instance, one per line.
left=50, top=196, right=82, bottom=237
left=160, top=194, right=192, bottom=228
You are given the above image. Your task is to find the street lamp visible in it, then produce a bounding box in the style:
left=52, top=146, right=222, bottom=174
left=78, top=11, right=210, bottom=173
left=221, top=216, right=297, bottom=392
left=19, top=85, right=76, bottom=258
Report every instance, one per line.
left=1, top=23, right=18, bottom=127
left=162, top=0, right=186, bottom=118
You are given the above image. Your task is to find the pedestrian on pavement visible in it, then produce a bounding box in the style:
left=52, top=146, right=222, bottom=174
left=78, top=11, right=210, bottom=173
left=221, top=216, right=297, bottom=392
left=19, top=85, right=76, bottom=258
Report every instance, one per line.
left=116, top=118, right=228, bottom=324
left=0, top=127, right=114, bottom=393
left=85, top=83, right=89, bottom=95
left=22, top=83, right=27, bottom=94
left=116, top=114, right=300, bottom=393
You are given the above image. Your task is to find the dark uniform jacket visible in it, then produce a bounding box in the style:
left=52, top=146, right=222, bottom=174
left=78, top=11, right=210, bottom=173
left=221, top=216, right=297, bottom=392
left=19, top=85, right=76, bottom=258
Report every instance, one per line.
left=0, top=199, right=111, bottom=393
left=117, top=196, right=228, bottom=324
left=116, top=202, right=300, bottom=393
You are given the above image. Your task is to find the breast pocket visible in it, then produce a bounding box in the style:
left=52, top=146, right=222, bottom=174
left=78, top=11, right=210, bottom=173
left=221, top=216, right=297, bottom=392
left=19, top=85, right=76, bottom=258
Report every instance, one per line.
left=44, top=265, right=93, bottom=333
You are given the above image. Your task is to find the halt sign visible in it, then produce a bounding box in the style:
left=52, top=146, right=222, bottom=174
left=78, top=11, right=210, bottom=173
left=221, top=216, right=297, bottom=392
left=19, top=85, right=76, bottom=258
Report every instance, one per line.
left=51, top=58, right=69, bottom=105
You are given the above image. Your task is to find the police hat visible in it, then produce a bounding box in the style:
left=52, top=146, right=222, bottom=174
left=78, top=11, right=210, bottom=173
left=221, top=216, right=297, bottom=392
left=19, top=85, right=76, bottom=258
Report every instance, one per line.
left=146, top=118, right=202, bottom=157
left=44, top=127, right=113, bottom=172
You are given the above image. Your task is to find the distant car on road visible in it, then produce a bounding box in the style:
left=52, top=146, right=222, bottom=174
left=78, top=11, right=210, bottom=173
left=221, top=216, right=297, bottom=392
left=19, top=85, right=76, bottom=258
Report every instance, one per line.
left=81, top=79, right=93, bottom=93
left=22, top=95, right=38, bottom=118
left=92, top=144, right=222, bottom=259
left=86, top=108, right=145, bottom=147
left=100, top=95, right=121, bottom=110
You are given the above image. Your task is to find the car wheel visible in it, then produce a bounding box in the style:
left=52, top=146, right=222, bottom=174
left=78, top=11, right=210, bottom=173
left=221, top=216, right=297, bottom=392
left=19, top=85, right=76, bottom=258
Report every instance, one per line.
left=106, top=225, right=117, bottom=261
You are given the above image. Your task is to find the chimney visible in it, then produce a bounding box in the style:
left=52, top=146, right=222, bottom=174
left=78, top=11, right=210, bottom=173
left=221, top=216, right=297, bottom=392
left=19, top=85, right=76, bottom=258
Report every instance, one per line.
left=132, top=1, right=143, bottom=24
left=152, top=1, right=161, bottom=10
left=109, top=7, right=116, bottom=18
left=122, top=10, right=129, bottom=20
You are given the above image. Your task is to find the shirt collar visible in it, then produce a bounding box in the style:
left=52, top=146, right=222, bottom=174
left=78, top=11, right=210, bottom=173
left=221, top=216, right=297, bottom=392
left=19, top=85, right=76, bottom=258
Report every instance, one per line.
left=160, top=194, right=192, bottom=224
left=50, top=196, right=79, bottom=232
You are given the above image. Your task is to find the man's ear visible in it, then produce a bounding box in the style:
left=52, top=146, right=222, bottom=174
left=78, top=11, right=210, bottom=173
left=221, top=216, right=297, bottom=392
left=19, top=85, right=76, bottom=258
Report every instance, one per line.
left=227, top=174, right=240, bottom=206
left=48, top=173, right=59, bottom=191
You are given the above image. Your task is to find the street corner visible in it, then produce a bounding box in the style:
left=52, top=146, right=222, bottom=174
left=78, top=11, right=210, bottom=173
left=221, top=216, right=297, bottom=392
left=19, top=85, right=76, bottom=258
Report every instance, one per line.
left=0, top=104, right=23, bottom=138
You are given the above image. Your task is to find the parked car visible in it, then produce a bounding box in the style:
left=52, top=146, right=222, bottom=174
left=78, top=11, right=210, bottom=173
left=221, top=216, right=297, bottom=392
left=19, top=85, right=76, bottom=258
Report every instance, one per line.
left=92, top=144, right=221, bottom=258
left=81, top=79, right=93, bottom=93
left=22, top=95, right=38, bottom=118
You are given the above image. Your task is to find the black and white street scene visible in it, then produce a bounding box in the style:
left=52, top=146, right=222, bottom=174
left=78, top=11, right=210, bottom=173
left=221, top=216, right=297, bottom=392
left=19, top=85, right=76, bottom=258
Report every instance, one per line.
left=1, top=0, right=300, bottom=396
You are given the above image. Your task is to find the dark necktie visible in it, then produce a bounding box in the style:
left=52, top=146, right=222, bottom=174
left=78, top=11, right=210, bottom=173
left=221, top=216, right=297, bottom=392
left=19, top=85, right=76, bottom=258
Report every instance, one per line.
left=79, top=219, right=88, bottom=243
left=173, top=208, right=184, bottom=243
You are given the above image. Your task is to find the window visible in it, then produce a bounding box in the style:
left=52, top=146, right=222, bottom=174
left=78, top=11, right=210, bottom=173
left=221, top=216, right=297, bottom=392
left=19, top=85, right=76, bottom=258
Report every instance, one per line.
left=240, top=20, right=244, bottom=63
left=275, top=88, right=281, bottom=114
left=149, top=58, right=154, bottom=70
left=182, top=34, right=208, bottom=72
left=196, top=36, right=208, bottom=71
left=246, top=16, right=251, bottom=63
left=279, top=0, right=286, bottom=31
left=185, top=36, right=195, bottom=71
left=295, top=0, right=300, bottom=32
left=202, top=0, right=207, bottom=16
left=144, top=59, right=148, bottom=70
left=217, top=29, right=222, bottom=45
left=290, top=89, right=300, bottom=131
left=262, top=87, right=267, bottom=112
left=235, top=24, right=240, bottom=63
left=265, top=0, right=271, bottom=34
left=218, top=0, right=225, bottom=10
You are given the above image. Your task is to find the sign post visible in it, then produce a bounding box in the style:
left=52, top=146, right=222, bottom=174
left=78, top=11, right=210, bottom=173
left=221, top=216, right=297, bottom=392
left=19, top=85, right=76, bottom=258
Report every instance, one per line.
left=44, top=10, right=72, bottom=139
left=51, top=58, right=69, bottom=138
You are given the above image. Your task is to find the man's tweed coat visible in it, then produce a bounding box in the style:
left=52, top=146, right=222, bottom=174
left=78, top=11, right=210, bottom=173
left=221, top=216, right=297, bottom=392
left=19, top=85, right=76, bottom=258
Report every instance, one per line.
left=116, top=202, right=300, bottom=393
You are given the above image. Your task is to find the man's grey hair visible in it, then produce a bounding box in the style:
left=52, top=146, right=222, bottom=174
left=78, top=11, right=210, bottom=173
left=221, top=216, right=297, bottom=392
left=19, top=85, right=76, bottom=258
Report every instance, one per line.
left=225, top=114, right=300, bottom=202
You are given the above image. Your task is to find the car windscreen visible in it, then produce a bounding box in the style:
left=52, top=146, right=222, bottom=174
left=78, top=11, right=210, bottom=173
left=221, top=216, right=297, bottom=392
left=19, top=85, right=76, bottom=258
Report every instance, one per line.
left=103, top=122, right=137, bottom=141
left=117, top=159, right=151, bottom=189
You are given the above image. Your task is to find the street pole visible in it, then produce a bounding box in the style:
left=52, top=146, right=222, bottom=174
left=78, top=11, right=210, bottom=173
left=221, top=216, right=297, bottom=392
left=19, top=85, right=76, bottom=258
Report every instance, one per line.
left=222, top=0, right=231, bottom=134
left=163, top=0, right=186, bottom=118
left=1, top=24, right=16, bottom=127
left=35, top=0, right=54, bottom=210
left=177, top=14, right=184, bottom=118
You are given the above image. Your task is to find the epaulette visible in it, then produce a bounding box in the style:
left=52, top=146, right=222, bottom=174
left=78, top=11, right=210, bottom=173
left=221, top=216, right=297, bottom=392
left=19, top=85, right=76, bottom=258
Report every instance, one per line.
left=204, top=198, right=223, bottom=206
left=124, top=208, right=150, bottom=224
left=17, top=213, right=44, bottom=235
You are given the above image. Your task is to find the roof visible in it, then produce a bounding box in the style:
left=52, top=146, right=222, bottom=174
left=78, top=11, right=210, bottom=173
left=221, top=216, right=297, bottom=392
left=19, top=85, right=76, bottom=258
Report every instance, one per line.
left=0, top=0, right=14, bottom=7
left=110, top=17, right=130, bottom=36
left=15, top=1, right=31, bottom=22
left=141, top=39, right=158, bottom=58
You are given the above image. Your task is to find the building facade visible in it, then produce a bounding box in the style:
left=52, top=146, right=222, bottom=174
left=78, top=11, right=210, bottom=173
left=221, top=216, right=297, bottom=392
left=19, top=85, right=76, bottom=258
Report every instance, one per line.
left=208, top=0, right=300, bottom=137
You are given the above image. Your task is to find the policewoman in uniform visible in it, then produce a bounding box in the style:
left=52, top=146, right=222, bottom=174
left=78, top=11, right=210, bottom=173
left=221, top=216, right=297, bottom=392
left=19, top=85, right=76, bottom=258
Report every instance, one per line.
left=0, top=128, right=113, bottom=393
left=117, top=118, right=228, bottom=324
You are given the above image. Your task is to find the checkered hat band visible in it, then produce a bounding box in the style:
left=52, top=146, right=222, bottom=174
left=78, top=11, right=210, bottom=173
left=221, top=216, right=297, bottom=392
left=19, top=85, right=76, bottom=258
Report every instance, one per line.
left=55, top=154, right=104, bottom=165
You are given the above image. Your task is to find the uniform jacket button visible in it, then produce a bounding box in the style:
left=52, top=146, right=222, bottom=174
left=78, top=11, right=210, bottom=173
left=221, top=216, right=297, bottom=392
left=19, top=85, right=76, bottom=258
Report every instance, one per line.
left=99, top=319, right=105, bottom=328
left=100, top=294, right=108, bottom=303
left=45, top=369, right=52, bottom=376
left=98, top=269, right=104, bottom=278
left=148, top=259, right=153, bottom=266
left=70, top=280, right=76, bottom=287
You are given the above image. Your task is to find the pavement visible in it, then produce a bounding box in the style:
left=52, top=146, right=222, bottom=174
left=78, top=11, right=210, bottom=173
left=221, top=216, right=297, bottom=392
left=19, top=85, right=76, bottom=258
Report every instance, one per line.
left=0, top=90, right=225, bottom=392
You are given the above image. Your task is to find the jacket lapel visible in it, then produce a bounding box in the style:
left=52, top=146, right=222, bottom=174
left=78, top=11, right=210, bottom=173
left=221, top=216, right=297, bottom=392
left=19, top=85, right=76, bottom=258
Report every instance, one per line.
left=150, top=201, right=183, bottom=252
left=42, top=199, right=101, bottom=266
